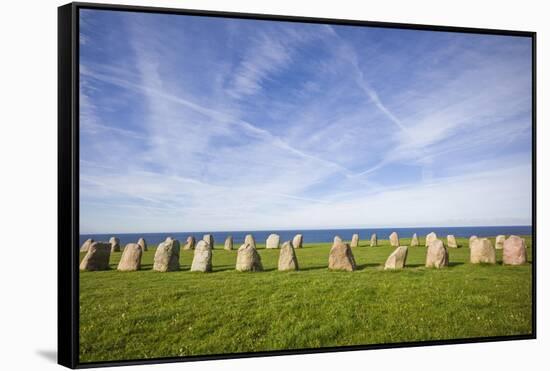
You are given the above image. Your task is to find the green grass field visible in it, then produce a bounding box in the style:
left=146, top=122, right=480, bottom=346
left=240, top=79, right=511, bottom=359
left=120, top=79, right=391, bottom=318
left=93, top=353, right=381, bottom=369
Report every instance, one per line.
left=79, top=236, right=533, bottom=363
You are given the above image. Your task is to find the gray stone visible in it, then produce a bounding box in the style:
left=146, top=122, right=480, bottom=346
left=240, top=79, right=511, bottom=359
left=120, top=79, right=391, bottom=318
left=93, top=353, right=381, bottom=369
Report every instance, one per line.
left=389, top=232, right=399, bottom=247
left=425, top=232, right=437, bottom=247
left=278, top=241, right=299, bottom=271
left=183, top=236, right=196, bottom=250
left=203, top=234, right=214, bottom=249
left=153, top=237, right=180, bottom=272
left=117, top=243, right=143, bottom=271
left=385, top=246, right=408, bottom=270
left=411, top=233, right=419, bottom=247
left=425, top=239, right=448, bottom=268
left=190, top=240, right=212, bottom=272
left=470, top=238, right=496, bottom=264
left=244, top=234, right=256, bottom=249
left=266, top=234, right=280, bottom=249
left=137, top=237, right=147, bottom=251
left=79, top=242, right=111, bottom=271
left=333, top=235, right=343, bottom=245
left=469, top=235, right=478, bottom=248
left=328, top=241, right=356, bottom=271
left=292, top=234, right=303, bottom=249
left=370, top=233, right=377, bottom=247
left=80, top=238, right=94, bottom=252
left=236, top=243, right=263, bottom=272
left=495, top=235, right=506, bottom=250
left=447, top=235, right=458, bottom=248
left=224, top=235, right=233, bottom=251
left=351, top=233, right=359, bottom=248
left=109, top=236, right=121, bottom=252
left=503, top=235, right=527, bottom=265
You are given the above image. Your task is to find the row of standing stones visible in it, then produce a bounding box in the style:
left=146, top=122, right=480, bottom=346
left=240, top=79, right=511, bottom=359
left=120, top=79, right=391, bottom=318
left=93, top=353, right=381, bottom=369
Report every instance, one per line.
left=79, top=232, right=528, bottom=273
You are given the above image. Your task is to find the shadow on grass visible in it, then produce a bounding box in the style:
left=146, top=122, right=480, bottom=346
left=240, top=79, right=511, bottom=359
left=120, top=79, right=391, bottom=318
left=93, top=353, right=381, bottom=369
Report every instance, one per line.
left=356, top=263, right=382, bottom=270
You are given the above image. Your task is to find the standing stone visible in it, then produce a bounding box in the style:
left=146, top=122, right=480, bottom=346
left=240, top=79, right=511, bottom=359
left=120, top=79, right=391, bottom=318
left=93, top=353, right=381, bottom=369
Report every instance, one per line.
left=190, top=240, right=213, bottom=272
left=447, top=235, right=458, bottom=248
left=224, top=235, right=233, bottom=251
left=425, top=239, right=448, bottom=268
left=351, top=234, right=359, bottom=248
left=292, top=234, right=303, bottom=249
left=117, top=243, right=143, bottom=271
left=266, top=234, right=280, bottom=249
left=425, top=232, right=437, bottom=247
left=389, top=232, right=399, bottom=247
left=137, top=237, right=147, bottom=251
left=384, top=246, right=408, bottom=270
left=470, top=238, right=496, bottom=264
left=236, top=243, right=263, bottom=272
left=79, top=242, right=111, bottom=271
left=469, top=235, right=478, bottom=248
left=503, top=235, right=527, bottom=265
left=328, top=241, right=356, bottom=271
left=333, top=235, right=343, bottom=245
left=203, top=234, right=214, bottom=249
left=153, top=237, right=180, bottom=272
left=80, top=238, right=94, bottom=252
left=244, top=234, right=256, bottom=249
left=278, top=241, right=299, bottom=271
left=109, top=236, right=121, bottom=252
left=183, top=236, right=196, bottom=250
left=411, top=233, right=419, bottom=247
left=370, top=233, right=377, bottom=247
left=495, top=235, right=506, bottom=250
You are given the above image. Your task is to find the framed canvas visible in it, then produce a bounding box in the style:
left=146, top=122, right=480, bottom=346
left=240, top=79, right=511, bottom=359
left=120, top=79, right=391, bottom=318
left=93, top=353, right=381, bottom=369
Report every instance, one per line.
left=58, top=2, right=536, bottom=368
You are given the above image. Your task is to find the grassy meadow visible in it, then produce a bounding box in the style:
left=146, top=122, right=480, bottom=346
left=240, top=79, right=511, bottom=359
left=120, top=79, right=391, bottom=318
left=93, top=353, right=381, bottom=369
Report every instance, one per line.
left=79, top=235, right=533, bottom=363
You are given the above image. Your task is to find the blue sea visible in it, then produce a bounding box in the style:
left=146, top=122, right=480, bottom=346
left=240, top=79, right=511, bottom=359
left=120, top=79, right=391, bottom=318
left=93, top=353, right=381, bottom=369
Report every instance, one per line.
left=79, top=225, right=532, bottom=248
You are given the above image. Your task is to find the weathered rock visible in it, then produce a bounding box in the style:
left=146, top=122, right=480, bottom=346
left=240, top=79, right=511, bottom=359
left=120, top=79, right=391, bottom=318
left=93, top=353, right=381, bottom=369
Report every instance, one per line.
left=183, top=236, right=196, bottom=250
left=503, top=235, right=527, bottom=265
left=278, top=241, right=299, bottom=271
left=447, top=235, right=458, bottom=248
left=137, top=237, right=147, bottom=251
left=266, top=234, right=280, bottom=249
left=385, top=246, right=408, bottom=270
left=236, top=243, right=263, bottom=272
left=224, top=235, right=233, bottom=251
left=153, top=237, right=180, bottom=272
left=469, top=235, right=478, bottom=248
left=80, top=238, right=94, bottom=252
left=244, top=234, right=256, bottom=249
left=495, top=235, right=506, bottom=250
left=117, top=243, right=143, bottom=271
left=425, top=239, right=448, bottom=268
left=79, top=242, right=111, bottom=271
left=389, top=232, right=399, bottom=247
left=190, top=240, right=212, bottom=272
left=203, top=234, right=214, bottom=249
left=328, top=241, right=356, bottom=271
left=470, top=238, right=496, bottom=264
left=292, top=234, right=303, bottom=249
left=370, top=233, right=377, bottom=247
left=333, top=235, right=343, bottom=245
left=425, top=232, right=437, bottom=247
left=411, top=233, right=419, bottom=247
left=351, top=233, right=359, bottom=247
left=109, top=236, right=121, bottom=252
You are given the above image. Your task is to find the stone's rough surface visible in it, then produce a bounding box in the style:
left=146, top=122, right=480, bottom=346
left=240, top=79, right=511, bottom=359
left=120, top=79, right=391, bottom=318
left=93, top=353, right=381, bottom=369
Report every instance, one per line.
left=351, top=234, right=359, bottom=247
left=244, top=234, right=256, bottom=249
left=470, top=238, right=496, bottom=264
left=109, top=236, right=121, bottom=252
left=117, top=243, right=143, bottom=271
left=469, top=235, right=478, bottom=248
left=236, top=243, right=263, bottom=272
left=333, top=235, right=343, bottom=245
left=328, top=241, right=356, bottom=271
left=203, top=234, right=214, bottom=249
left=389, top=232, right=399, bottom=247
left=411, top=233, right=419, bottom=247
left=425, top=232, right=437, bottom=247
left=153, top=238, right=180, bottom=272
left=183, top=236, right=196, bottom=250
left=79, top=242, right=111, bottom=271
left=425, top=239, right=449, bottom=268
left=266, top=234, right=280, bottom=249
left=137, top=238, right=147, bottom=251
left=503, top=235, right=527, bottom=265
left=80, top=238, right=94, bottom=252
left=385, top=246, right=408, bottom=270
left=370, top=234, right=377, bottom=247
left=190, top=240, right=213, bottom=272
left=224, top=236, right=233, bottom=251
left=447, top=235, right=458, bottom=248
left=495, top=235, right=506, bottom=250
left=292, top=234, right=303, bottom=249
left=278, top=241, right=299, bottom=271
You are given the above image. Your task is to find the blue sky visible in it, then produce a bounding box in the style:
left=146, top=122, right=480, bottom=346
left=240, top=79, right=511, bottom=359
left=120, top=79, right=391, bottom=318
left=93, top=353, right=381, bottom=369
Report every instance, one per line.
left=79, top=9, right=532, bottom=234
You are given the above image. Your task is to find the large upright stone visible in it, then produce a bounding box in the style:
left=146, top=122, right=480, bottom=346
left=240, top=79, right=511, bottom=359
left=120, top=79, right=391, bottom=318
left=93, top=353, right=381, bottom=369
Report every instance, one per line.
left=190, top=240, right=212, bottom=272
left=389, top=232, right=399, bottom=247
left=370, top=233, right=377, bottom=247
left=137, top=237, right=147, bottom=251
left=495, top=235, right=506, bottom=250
left=244, top=234, right=256, bottom=249
left=333, top=235, right=343, bottom=245
left=447, top=235, right=458, bottom=248
left=236, top=243, right=263, bottom=272
left=328, top=241, right=356, bottom=271
left=469, top=235, right=478, bottom=248
left=109, top=236, right=121, bottom=252
left=425, top=239, right=448, bottom=268
left=79, top=242, right=111, bottom=271
left=80, top=238, right=94, bottom=252
left=411, top=233, right=419, bottom=247
left=203, top=234, right=214, bottom=249
left=503, top=235, right=527, bottom=265
left=117, top=243, right=143, bottom=271
left=278, top=241, right=299, bottom=271
left=292, top=234, right=303, bottom=249
left=385, top=246, right=408, bottom=270
left=153, top=237, right=180, bottom=272
left=224, top=235, right=233, bottom=251
left=266, top=234, right=280, bottom=249
left=183, top=236, right=196, bottom=250
left=351, top=234, right=359, bottom=248
left=470, top=238, right=496, bottom=264
left=425, top=232, right=437, bottom=247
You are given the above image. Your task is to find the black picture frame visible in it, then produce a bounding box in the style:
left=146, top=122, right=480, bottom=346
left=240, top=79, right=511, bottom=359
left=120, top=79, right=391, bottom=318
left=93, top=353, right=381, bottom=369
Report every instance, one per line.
left=58, top=2, right=537, bottom=369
